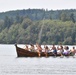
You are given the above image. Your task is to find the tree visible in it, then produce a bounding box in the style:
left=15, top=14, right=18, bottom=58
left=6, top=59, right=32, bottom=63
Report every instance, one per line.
left=60, top=12, right=67, bottom=21
left=70, top=13, right=75, bottom=23
left=4, top=16, right=13, bottom=28
left=15, top=13, right=23, bottom=23
left=21, top=17, right=32, bottom=29
left=63, top=37, right=73, bottom=45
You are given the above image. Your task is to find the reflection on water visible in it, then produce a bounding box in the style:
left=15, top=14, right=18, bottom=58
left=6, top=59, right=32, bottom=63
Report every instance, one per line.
left=0, top=45, right=76, bottom=75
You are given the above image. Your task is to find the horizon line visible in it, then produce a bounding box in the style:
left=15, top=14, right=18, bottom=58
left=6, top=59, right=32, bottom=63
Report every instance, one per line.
left=0, top=8, right=76, bottom=13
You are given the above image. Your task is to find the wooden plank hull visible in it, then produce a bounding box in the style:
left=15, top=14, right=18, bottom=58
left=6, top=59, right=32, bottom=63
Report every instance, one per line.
left=15, top=44, right=61, bottom=57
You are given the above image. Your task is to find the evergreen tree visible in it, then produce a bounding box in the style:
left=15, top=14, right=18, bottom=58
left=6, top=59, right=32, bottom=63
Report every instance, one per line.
left=70, top=13, right=75, bottom=23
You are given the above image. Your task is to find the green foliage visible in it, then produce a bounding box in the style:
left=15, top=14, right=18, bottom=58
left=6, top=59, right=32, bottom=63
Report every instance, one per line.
left=0, top=9, right=76, bottom=44
left=21, top=17, right=32, bottom=29
left=70, top=13, right=75, bottom=23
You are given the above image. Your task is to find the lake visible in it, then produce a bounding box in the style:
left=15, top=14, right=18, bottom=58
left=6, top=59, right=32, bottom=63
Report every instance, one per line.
left=0, top=44, right=76, bottom=75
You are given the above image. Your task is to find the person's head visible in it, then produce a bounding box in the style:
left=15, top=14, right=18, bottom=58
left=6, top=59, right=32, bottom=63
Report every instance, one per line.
left=45, top=46, right=48, bottom=49
left=64, top=46, right=69, bottom=50
left=30, top=44, right=34, bottom=47
left=73, top=47, right=75, bottom=49
left=60, top=45, right=63, bottom=49
left=66, top=46, right=69, bottom=50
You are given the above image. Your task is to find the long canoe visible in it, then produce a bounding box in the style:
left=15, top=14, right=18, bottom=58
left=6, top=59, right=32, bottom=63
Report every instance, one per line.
left=15, top=44, right=62, bottom=57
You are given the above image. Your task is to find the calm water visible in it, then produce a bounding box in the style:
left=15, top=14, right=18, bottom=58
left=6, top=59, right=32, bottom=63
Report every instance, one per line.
left=0, top=44, right=76, bottom=75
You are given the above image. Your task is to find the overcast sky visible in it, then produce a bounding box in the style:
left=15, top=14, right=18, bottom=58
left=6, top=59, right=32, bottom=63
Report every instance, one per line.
left=0, top=0, right=76, bottom=12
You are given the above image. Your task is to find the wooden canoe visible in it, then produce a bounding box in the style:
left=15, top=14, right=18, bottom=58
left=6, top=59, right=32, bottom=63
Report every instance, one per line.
left=15, top=44, right=75, bottom=57
left=15, top=44, right=62, bottom=57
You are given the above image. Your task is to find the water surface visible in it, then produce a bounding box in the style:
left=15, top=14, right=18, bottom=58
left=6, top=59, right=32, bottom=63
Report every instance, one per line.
left=0, top=44, right=76, bottom=75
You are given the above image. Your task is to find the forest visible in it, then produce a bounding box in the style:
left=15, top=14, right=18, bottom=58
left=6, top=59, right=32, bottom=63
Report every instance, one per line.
left=0, top=9, right=76, bottom=45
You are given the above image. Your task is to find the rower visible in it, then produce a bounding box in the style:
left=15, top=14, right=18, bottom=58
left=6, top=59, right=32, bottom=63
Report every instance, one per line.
left=70, top=47, right=76, bottom=56
left=44, top=45, right=49, bottom=57
left=29, top=44, right=35, bottom=52
left=51, top=44, right=57, bottom=56
left=36, top=43, right=42, bottom=57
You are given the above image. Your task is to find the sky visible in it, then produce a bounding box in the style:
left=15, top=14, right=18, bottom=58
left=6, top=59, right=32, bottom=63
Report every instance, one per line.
left=0, top=0, right=76, bottom=12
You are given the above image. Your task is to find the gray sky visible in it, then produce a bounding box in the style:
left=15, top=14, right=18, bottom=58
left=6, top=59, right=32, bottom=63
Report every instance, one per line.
left=0, top=0, right=76, bottom=12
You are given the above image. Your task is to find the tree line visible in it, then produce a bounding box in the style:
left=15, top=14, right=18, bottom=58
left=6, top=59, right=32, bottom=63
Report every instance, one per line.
left=0, top=9, right=76, bottom=44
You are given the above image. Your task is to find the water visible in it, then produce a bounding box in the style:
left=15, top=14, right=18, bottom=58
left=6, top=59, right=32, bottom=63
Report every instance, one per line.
left=0, top=44, right=76, bottom=75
